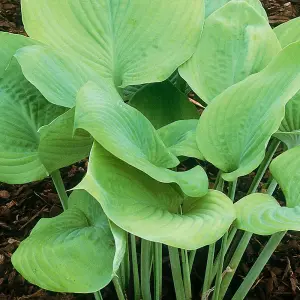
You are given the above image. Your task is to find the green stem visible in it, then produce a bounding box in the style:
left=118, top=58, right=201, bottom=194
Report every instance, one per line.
left=168, top=246, right=186, bottom=300
left=113, top=276, right=127, bottom=300
left=176, top=73, right=187, bottom=93
left=201, top=244, right=215, bottom=300
left=232, top=231, right=286, bottom=300
left=51, top=170, right=102, bottom=300
left=188, top=250, right=196, bottom=274
left=247, top=139, right=280, bottom=195
left=219, top=231, right=252, bottom=299
left=141, top=239, right=152, bottom=300
left=201, top=174, right=224, bottom=299
left=212, top=232, right=228, bottom=300
left=154, top=243, right=162, bottom=300
left=50, top=170, right=68, bottom=210
left=120, top=259, right=126, bottom=291
left=125, top=234, right=131, bottom=290
left=219, top=180, right=279, bottom=299
left=212, top=180, right=237, bottom=300
left=181, top=249, right=192, bottom=300
left=209, top=227, right=237, bottom=287
left=130, top=235, right=141, bottom=300
left=93, top=291, right=103, bottom=300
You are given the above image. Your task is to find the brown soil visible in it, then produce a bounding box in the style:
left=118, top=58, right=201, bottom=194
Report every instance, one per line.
left=1, top=0, right=300, bottom=299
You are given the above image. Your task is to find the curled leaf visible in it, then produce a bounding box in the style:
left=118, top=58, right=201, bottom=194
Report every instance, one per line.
left=235, top=193, right=300, bottom=235
left=12, top=190, right=126, bottom=292
left=75, top=81, right=208, bottom=197
left=76, top=143, right=235, bottom=250
left=197, top=41, right=300, bottom=181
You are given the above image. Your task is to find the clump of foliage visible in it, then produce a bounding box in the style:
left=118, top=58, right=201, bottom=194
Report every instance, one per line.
left=1, top=0, right=300, bottom=299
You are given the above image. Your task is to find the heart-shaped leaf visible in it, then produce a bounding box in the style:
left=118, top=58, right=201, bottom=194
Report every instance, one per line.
left=235, top=193, right=300, bottom=235
left=76, top=143, right=235, bottom=250
left=270, top=146, right=300, bottom=208
left=0, top=60, right=92, bottom=184
left=196, top=41, right=300, bottom=181
left=158, top=120, right=204, bottom=160
left=274, top=17, right=300, bottom=48
left=128, top=81, right=198, bottom=129
left=205, top=0, right=267, bottom=19
left=180, top=0, right=281, bottom=104
left=75, top=81, right=208, bottom=197
left=21, top=0, right=204, bottom=91
left=12, top=190, right=126, bottom=292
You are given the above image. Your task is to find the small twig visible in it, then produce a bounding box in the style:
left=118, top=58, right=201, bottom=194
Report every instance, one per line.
left=18, top=205, right=47, bottom=231
left=188, top=98, right=205, bottom=108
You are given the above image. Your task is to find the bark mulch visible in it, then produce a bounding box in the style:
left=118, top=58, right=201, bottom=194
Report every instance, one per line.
left=0, top=0, right=300, bottom=299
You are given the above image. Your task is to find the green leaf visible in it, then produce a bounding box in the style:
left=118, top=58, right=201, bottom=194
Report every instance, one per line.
left=38, top=108, right=93, bottom=174
left=128, top=81, right=199, bottom=129
left=15, top=45, right=103, bottom=108
left=196, top=41, right=300, bottom=182
left=274, top=17, right=300, bottom=48
left=205, top=0, right=268, bottom=19
left=76, top=143, right=235, bottom=250
left=21, top=0, right=205, bottom=89
left=274, top=92, right=300, bottom=149
left=75, top=81, right=208, bottom=197
left=158, top=120, right=204, bottom=160
left=180, top=0, right=281, bottom=103
left=235, top=193, right=300, bottom=235
left=12, top=190, right=126, bottom=292
left=270, top=146, right=300, bottom=208
left=0, top=60, right=92, bottom=184
left=0, top=32, right=35, bottom=77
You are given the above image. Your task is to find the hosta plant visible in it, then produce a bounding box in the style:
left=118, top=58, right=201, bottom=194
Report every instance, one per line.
left=1, top=0, right=300, bottom=299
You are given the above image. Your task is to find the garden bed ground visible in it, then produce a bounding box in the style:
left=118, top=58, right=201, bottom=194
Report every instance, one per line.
left=1, top=0, right=300, bottom=299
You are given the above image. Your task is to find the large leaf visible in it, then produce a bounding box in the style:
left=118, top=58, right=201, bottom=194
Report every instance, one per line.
left=21, top=0, right=204, bottom=90
left=12, top=190, right=126, bottom=292
left=274, top=92, right=300, bottom=149
left=75, top=81, right=208, bottom=197
left=0, top=60, right=92, bottom=184
left=76, top=143, right=235, bottom=250
left=274, top=17, right=300, bottom=48
left=180, top=0, right=281, bottom=103
left=235, top=193, right=300, bottom=235
left=196, top=41, right=300, bottom=182
left=205, top=0, right=267, bottom=19
left=158, top=120, right=204, bottom=160
left=0, top=32, right=35, bottom=77
left=128, top=81, right=199, bottom=129
left=270, top=146, right=300, bottom=208
left=15, top=45, right=102, bottom=108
